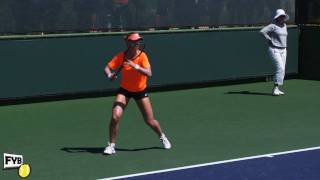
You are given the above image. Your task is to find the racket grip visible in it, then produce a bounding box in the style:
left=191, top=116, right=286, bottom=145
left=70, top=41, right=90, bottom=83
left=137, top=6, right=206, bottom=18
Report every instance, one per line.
left=109, top=73, right=117, bottom=81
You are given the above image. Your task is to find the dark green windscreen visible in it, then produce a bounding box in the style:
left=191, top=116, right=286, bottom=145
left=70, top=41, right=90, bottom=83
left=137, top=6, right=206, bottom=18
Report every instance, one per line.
left=299, top=26, right=320, bottom=80
left=0, top=27, right=298, bottom=99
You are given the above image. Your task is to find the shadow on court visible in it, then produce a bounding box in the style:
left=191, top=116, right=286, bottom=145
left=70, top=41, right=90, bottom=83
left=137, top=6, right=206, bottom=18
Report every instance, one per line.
left=61, top=146, right=163, bottom=154
left=225, top=91, right=273, bottom=96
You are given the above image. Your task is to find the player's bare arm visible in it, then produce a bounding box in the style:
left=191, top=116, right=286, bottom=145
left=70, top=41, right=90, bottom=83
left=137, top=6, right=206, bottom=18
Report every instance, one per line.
left=124, top=60, right=152, bottom=77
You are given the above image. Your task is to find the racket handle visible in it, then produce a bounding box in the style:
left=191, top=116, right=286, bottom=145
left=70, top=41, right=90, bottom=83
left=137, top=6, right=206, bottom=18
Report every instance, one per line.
left=109, top=73, right=117, bottom=81
left=105, top=72, right=116, bottom=81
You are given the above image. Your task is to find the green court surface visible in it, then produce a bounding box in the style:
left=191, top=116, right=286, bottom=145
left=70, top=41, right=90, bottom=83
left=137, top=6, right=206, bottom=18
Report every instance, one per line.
left=1, top=79, right=320, bottom=179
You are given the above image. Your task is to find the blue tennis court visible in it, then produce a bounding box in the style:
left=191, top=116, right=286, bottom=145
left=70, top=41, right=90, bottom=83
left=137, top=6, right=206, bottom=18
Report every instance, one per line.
left=104, top=147, right=320, bottom=180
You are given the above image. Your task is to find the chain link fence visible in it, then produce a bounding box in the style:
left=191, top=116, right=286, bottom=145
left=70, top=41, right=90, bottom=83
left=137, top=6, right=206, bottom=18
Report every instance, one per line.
left=0, top=0, right=295, bottom=35
left=296, top=0, right=320, bottom=24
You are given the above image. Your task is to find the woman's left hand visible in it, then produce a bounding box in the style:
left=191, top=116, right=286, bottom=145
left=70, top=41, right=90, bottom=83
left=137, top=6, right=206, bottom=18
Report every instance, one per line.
left=124, top=60, right=137, bottom=69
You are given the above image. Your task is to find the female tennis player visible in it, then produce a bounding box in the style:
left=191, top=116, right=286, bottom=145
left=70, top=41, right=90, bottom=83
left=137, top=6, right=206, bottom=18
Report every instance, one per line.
left=103, top=32, right=171, bottom=155
left=260, top=9, right=289, bottom=96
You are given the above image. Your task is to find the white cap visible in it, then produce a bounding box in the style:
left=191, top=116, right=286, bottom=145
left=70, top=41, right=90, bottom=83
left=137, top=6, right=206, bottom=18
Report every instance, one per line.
left=273, top=9, right=289, bottom=21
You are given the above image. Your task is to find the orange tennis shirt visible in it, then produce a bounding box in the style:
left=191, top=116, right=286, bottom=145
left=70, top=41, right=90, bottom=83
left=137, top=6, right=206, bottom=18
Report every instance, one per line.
left=107, top=51, right=151, bottom=92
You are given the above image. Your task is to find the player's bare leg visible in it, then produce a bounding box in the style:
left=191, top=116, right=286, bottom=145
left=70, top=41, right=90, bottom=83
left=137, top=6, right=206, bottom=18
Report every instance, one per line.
left=136, top=97, right=171, bottom=149
left=109, top=94, right=129, bottom=143
left=136, top=97, right=162, bottom=135
left=104, top=94, right=129, bottom=155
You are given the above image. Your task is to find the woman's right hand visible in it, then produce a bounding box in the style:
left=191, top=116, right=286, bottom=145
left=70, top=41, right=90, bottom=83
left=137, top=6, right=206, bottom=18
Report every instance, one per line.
left=108, top=72, right=117, bottom=81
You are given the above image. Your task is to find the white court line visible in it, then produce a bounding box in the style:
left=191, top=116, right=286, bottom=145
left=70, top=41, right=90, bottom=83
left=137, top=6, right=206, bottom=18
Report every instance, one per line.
left=98, top=146, right=320, bottom=180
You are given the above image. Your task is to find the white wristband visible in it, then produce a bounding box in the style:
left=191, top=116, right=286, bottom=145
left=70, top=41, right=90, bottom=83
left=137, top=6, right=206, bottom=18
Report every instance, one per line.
left=134, top=64, right=140, bottom=70
left=108, top=73, right=112, bottom=78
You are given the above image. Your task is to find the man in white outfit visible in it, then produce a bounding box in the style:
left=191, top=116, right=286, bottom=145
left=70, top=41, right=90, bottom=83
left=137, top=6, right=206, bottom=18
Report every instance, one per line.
left=260, top=9, right=289, bottom=96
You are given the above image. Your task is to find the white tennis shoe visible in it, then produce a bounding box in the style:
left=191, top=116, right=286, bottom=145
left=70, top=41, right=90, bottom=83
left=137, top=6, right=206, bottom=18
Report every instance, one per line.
left=103, top=142, right=116, bottom=155
left=160, top=134, right=171, bottom=149
left=273, top=87, right=285, bottom=96
left=279, top=90, right=285, bottom=95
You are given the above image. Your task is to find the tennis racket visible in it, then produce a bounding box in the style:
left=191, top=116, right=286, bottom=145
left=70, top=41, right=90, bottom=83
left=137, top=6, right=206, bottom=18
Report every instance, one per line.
left=110, top=42, right=146, bottom=81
